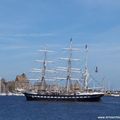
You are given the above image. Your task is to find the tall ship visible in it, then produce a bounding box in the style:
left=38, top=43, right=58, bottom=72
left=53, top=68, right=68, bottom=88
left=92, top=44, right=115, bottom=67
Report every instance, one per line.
left=23, top=39, right=104, bottom=102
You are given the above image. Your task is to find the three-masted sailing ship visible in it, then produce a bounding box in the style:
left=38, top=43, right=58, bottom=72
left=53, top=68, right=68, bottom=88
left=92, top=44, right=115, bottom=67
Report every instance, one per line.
left=23, top=39, right=104, bottom=102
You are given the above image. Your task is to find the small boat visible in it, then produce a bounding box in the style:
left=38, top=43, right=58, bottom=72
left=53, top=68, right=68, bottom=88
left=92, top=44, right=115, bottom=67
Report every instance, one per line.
left=23, top=39, right=104, bottom=102
left=110, top=94, right=120, bottom=97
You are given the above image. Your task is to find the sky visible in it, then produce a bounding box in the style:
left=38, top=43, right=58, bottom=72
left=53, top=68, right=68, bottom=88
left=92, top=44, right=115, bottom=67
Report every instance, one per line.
left=0, top=0, right=120, bottom=89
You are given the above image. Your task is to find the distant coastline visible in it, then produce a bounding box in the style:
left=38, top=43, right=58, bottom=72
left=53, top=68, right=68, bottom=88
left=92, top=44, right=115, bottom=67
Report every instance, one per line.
left=0, top=73, right=120, bottom=97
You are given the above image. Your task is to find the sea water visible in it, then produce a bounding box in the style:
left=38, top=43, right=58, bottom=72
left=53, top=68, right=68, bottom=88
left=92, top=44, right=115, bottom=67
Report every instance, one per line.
left=0, top=96, right=120, bottom=120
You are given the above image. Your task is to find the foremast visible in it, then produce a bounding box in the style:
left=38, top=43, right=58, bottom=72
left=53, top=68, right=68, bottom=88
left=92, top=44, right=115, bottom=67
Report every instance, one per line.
left=39, top=48, right=47, bottom=92
left=32, top=48, right=54, bottom=93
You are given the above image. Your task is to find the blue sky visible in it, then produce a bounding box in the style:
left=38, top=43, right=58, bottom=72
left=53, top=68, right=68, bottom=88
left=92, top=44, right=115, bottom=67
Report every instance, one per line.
left=0, top=0, right=120, bottom=89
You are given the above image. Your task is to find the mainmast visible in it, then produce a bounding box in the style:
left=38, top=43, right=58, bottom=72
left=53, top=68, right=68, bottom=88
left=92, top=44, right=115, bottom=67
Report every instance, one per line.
left=57, top=39, right=81, bottom=94
left=66, top=38, right=73, bottom=93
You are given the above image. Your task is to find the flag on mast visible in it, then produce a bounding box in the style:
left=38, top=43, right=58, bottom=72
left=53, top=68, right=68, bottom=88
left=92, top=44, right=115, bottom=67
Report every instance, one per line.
left=95, top=66, right=98, bottom=73
left=85, top=44, right=88, bottom=49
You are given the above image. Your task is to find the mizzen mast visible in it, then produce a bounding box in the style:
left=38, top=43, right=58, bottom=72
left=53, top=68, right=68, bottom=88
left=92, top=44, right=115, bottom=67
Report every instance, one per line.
left=83, top=45, right=89, bottom=90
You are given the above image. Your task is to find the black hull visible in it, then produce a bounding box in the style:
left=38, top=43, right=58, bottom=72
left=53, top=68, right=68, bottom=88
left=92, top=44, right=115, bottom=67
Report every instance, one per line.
left=23, top=92, right=104, bottom=102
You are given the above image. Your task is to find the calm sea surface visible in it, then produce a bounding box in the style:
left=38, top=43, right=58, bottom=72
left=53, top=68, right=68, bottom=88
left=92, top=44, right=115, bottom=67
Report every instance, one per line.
left=0, top=96, right=120, bottom=120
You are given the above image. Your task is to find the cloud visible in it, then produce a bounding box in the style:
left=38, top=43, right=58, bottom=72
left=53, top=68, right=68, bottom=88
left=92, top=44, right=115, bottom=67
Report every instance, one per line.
left=0, top=39, right=30, bottom=51
left=0, top=44, right=29, bottom=51
left=0, top=32, right=55, bottom=37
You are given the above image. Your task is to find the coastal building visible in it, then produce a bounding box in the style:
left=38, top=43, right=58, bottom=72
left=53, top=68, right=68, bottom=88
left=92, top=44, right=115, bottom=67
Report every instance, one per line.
left=0, top=78, right=7, bottom=93
left=15, top=73, right=29, bottom=92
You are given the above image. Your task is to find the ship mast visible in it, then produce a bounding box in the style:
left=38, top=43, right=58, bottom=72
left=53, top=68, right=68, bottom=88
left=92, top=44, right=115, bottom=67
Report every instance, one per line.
left=31, top=48, right=55, bottom=93
left=66, top=38, right=73, bottom=93
left=83, top=45, right=89, bottom=90
left=56, top=39, right=81, bottom=94
left=40, top=48, right=47, bottom=91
